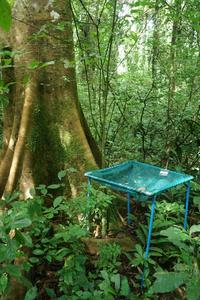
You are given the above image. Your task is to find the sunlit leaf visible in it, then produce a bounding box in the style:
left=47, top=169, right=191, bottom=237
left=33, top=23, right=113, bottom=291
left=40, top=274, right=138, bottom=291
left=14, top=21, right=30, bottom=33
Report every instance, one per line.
left=190, top=225, right=200, bottom=235
left=24, top=286, right=37, bottom=300
left=0, top=0, right=12, bottom=32
left=53, top=196, right=64, bottom=208
left=58, top=170, right=67, bottom=181
left=152, top=272, right=187, bottom=293
left=0, top=273, right=8, bottom=293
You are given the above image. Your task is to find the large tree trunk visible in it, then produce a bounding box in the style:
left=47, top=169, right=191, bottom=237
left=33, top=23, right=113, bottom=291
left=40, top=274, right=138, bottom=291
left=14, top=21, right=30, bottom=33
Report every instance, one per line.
left=0, top=0, right=99, bottom=198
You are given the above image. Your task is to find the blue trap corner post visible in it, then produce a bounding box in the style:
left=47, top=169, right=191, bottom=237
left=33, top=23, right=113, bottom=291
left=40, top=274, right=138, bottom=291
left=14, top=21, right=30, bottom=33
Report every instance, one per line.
left=184, top=181, right=191, bottom=230
left=141, top=194, right=157, bottom=288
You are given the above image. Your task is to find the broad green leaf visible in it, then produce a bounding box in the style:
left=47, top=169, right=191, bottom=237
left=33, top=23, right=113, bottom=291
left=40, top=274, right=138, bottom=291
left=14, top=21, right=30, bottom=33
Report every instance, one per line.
left=0, top=273, right=8, bottom=293
left=40, top=60, right=55, bottom=68
left=6, top=239, right=18, bottom=261
left=187, top=276, right=200, bottom=300
left=56, top=248, right=71, bottom=261
left=29, top=257, right=39, bottom=264
left=193, top=196, right=200, bottom=205
left=28, top=60, right=55, bottom=70
left=67, top=167, right=77, bottom=173
left=100, top=270, right=110, bottom=282
left=152, top=272, right=187, bottom=293
left=41, top=188, right=48, bottom=195
left=160, top=226, right=189, bottom=249
left=58, top=170, right=67, bottom=181
left=4, top=191, right=20, bottom=204
left=120, top=277, right=130, bottom=296
left=40, top=61, right=55, bottom=68
left=0, top=0, right=11, bottom=32
left=11, top=218, right=32, bottom=229
left=6, top=264, right=21, bottom=278
left=135, top=244, right=143, bottom=256
left=190, top=225, right=200, bottom=235
left=53, top=196, right=63, bottom=208
left=45, top=288, right=56, bottom=298
left=32, top=249, right=44, bottom=255
left=111, top=273, right=120, bottom=292
left=133, top=0, right=151, bottom=7
left=0, top=245, right=8, bottom=262
left=150, top=246, right=164, bottom=254
left=21, top=233, right=33, bottom=247
left=191, top=182, right=200, bottom=192
left=24, top=286, right=37, bottom=300
left=23, top=261, right=32, bottom=273
left=28, top=60, right=40, bottom=70
left=48, top=184, right=60, bottom=189
left=15, top=230, right=32, bottom=247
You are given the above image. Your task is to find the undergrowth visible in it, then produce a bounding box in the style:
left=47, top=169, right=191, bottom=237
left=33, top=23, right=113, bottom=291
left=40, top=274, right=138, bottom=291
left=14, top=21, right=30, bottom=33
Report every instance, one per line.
left=0, top=175, right=200, bottom=300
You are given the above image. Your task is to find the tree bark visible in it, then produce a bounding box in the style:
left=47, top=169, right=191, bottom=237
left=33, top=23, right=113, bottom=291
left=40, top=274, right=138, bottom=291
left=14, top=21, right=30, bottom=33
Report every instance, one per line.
left=0, top=0, right=99, bottom=198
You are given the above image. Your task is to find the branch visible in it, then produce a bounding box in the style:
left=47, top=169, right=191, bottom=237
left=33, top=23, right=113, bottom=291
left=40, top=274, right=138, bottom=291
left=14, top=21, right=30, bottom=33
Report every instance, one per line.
left=71, top=2, right=100, bottom=140
left=78, top=0, right=97, bottom=26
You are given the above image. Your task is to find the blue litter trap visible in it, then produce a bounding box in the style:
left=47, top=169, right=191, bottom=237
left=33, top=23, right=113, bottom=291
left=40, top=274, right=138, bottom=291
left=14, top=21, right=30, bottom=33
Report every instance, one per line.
left=85, top=161, right=193, bottom=286
left=85, top=161, right=193, bottom=200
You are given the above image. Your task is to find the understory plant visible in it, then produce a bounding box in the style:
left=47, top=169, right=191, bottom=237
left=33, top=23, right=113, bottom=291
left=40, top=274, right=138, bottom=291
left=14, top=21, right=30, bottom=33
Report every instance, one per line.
left=150, top=224, right=200, bottom=300
left=1, top=176, right=199, bottom=300
left=0, top=178, right=131, bottom=300
left=72, top=186, right=115, bottom=238
left=0, top=191, right=33, bottom=298
left=127, top=196, right=187, bottom=289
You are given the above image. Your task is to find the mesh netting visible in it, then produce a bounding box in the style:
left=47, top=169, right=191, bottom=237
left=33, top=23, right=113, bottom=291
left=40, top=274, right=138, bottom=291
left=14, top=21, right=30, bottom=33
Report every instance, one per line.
left=85, top=161, right=193, bottom=201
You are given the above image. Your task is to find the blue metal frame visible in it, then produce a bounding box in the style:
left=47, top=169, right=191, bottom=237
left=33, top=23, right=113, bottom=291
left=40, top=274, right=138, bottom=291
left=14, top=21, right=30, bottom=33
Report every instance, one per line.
left=145, top=195, right=157, bottom=259
left=85, top=161, right=193, bottom=197
left=184, top=181, right=191, bottom=230
left=141, top=195, right=157, bottom=287
left=85, top=171, right=192, bottom=288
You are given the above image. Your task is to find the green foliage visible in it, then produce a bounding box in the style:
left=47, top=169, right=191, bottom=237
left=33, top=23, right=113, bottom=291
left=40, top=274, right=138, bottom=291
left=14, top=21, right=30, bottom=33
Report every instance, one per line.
left=24, top=287, right=38, bottom=300
left=87, top=187, right=114, bottom=225
left=93, top=243, right=131, bottom=299
left=0, top=178, right=199, bottom=299
left=97, top=270, right=130, bottom=299
left=128, top=197, right=191, bottom=290
left=96, top=243, right=121, bottom=273
left=0, top=79, right=10, bottom=110
left=192, top=182, right=200, bottom=213
left=28, top=60, right=55, bottom=70
left=0, top=274, right=8, bottom=295
left=0, top=192, right=33, bottom=297
left=72, top=186, right=114, bottom=237
left=0, top=0, right=200, bottom=298
left=0, top=0, right=11, bottom=31
left=74, top=0, right=200, bottom=174
left=0, top=183, right=133, bottom=299
left=150, top=224, right=200, bottom=299
left=151, top=272, right=187, bottom=293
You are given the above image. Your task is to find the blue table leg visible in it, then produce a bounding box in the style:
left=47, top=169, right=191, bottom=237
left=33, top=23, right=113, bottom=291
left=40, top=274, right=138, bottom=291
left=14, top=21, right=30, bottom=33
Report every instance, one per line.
left=145, top=195, right=156, bottom=258
left=141, top=195, right=157, bottom=287
left=127, top=192, right=131, bottom=225
left=184, top=181, right=190, bottom=230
